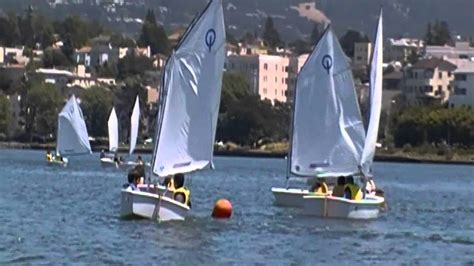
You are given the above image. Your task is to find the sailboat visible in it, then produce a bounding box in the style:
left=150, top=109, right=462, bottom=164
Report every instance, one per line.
left=48, top=95, right=92, bottom=165
left=273, top=12, right=385, bottom=219
left=302, top=11, right=385, bottom=219
left=119, top=96, right=145, bottom=168
left=100, top=107, right=119, bottom=167
left=120, top=0, right=225, bottom=221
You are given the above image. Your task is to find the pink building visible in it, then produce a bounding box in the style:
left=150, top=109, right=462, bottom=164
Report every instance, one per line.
left=226, top=54, right=290, bottom=103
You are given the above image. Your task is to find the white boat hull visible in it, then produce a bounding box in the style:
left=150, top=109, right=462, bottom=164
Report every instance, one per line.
left=47, top=157, right=68, bottom=166
left=271, top=187, right=310, bottom=208
left=120, top=185, right=189, bottom=222
left=302, top=195, right=384, bottom=219
left=100, top=157, right=118, bottom=168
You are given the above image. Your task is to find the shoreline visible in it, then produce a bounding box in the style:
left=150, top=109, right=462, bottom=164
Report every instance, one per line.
left=1, top=141, right=474, bottom=166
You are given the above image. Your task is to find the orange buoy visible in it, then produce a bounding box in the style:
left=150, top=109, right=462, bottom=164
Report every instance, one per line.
left=212, top=199, right=232, bottom=219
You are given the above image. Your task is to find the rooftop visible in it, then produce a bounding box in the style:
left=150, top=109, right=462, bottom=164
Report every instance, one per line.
left=453, top=61, right=474, bottom=74
left=388, top=38, right=424, bottom=48
left=412, top=58, right=456, bottom=72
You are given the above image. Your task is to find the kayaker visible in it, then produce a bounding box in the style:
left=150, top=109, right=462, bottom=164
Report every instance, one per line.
left=332, top=176, right=346, bottom=197
left=344, top=176, right=363, bottom=200
left=100, top=150, right=105, bottom=159
left=173, top=173, right=191, bottom=208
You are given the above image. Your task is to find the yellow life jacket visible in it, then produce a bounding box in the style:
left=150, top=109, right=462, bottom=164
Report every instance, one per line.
left=332, top=185, right=345, bottom=197
left=314, top=182, right=329, bottom=194
left=344, top=184, right=363, bottom=201
left=173, top=187, right=190, bottom=207
left=46, top=154, right=53, bottom=162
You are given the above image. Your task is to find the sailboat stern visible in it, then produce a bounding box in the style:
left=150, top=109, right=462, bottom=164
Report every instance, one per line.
left=302, top=195, right=384, bottom=219
left=120, top=188, right=190, bottom=222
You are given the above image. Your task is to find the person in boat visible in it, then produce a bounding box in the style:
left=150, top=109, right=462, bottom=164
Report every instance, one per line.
left=113, top=153, right=120, bottom=164
left=134, top=164, right=146, bottom=185
left=100, top=150, right=105, bottom=159
left=365, top=177, right=377, bottom=196
left=332, top=176, right=346, bottom=197
left=136, top=155, right=144, bottom=165
left=310, top=178, right=329, bottom=194
left=125, top=169, right=141, bottom=191
left=344, top=176, right=363, bottom=201
left=46, top=149, right=53, bottom=162
left=162, top=176, right=176, bottom=191
left=173, top=173, right=191, bottom=208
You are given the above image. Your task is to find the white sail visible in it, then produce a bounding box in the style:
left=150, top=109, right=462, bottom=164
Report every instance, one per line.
left=360, top=10, right=383, bottom=177
left=129, top=96, right=140, bottom=155
left=108, top=107, right=119, bottom=152
left=56, top=95, right=92, bottom=156
left=289, top=26, right=366, bottom=177
left=152, top=0, right=225, bottom=177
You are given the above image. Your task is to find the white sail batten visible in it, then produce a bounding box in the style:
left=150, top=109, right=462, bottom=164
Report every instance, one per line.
left=108, top=107, right=119, bottom=152
left=56, top=95, right=92, bottom=156
left=129, top=96, right=140, bottom=155
left=289, top=26, right=365, bottom=177
left=361, top=10, right=383, bottom=176
left=152, top=0, right=225, bottom=177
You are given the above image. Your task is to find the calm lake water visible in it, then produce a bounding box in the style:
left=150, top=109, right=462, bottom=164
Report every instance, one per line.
left=1, top=149, right=474, bottom=264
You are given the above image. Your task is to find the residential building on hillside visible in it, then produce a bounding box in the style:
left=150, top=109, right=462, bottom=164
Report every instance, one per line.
left=118, top=46, right=151, bottom=59
left=353, top=42, right=372, bottom=67
left=34, top=65, right=116, bottom=90
left=74, top=45, right=120, bottom=67
left=287, top=53, right=309, bottom=101
left=0, top=47, right=30, bottom=66
left=449, top=61, right=474, bottom=108
left=385, top=38, right=424, bottom=63
left=425, top=42, right=474, bottom=60
left=226, top=54, right=290, bottom=103
left=402, top=58, right=456, bottom=105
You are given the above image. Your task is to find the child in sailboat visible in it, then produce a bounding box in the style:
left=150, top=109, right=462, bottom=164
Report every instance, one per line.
left=332, top=176, right=346, bottom=197
left=344, top=176, right=363, bottom=200
left=173, top=173, right=191, bottom=208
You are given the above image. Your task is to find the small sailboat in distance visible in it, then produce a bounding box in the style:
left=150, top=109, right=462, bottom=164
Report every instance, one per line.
left=119, top=96, right=144, bottom=168
left=48, top=95, right=92, bottom=165
left=120, top=0, right=226, bottom=222
left=100, top=107, right=119, bottom=167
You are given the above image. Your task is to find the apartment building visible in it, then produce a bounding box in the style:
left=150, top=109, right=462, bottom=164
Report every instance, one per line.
left=403, top=58, right=456, bottom=105
left=385, top=38, right=424, bottom=63
left=226, top=54, right=290, bottom=103
left=353, top=42, right=372, bottom=67
left=449, top=61, right=474, bottom=108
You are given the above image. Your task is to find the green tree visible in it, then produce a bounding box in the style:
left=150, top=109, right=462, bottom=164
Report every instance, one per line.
left=220, top=73, right=250, bottom=114
left=24, top=82, right=62, bottom=141
left=263, top=17, right=282, bottom=49
left=339, top=30, right=370, bottom=58
left=42, top=48, right=72, bottom=68
left=310, top=22, right=321, bottom=44
left=424, top=23, right=434, bottom=45
left=138, top=9, right=170, bottom=55
left=81, top=86, right=113, bottom=137
left=0, top=95, right=9, bottom=137
left=117, top=53, right=153, bottom=79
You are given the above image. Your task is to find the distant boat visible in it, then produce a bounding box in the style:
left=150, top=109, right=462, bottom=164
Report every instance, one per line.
left=272, top=10, right=385, bottom=219
left=49, top=95, right=92, bottom=166
left=100, top=107, right=120, bottom=167
left=120, top=0, right=226, bottom=222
